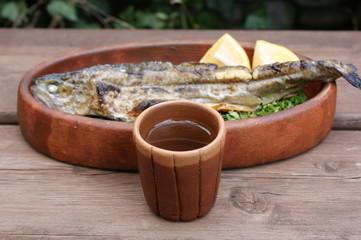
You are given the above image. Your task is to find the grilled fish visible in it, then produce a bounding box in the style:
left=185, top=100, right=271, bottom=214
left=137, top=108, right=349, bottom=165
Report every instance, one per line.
left=31, top=60, right=361, bottom=122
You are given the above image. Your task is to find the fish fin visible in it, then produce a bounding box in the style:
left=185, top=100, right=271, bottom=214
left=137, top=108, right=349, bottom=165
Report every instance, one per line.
left=341, top=64, right=361, bottom=89
left=319, top=61, right=361, bottom=89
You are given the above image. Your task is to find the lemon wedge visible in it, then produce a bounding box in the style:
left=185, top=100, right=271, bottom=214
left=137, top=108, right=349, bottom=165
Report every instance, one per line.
left=200, top=33, right=251, bottom=69
left=252, top=40, right=299, bottom=69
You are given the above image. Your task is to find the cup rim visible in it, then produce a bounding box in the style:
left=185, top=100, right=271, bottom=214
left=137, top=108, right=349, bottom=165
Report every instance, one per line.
left=133, top=100, right=226, bottom=155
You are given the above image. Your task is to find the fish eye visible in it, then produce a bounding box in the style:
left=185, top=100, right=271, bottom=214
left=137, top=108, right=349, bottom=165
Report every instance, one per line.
left=48, top=84, right=58, bottom=93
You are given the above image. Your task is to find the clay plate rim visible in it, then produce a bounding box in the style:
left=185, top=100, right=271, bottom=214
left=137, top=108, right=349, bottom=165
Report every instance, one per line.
left=17, top=40, right=336, bottom=170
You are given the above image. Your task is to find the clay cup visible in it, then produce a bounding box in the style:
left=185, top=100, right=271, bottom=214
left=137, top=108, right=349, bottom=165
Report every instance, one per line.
left=133, top=101, right=226, bottom=221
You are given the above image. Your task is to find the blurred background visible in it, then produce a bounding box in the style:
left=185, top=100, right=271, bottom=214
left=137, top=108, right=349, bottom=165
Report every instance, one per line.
left=0, top=0, right=360, bottom=30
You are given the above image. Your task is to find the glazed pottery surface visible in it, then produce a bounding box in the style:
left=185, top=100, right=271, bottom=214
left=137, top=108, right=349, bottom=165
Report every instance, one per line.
left=17, top=40, right=337, bottom=171
left=133, top=101, right=226, bottom=221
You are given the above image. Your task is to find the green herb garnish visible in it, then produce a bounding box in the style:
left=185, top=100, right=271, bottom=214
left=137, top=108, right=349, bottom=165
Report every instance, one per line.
left=221, top=88, right=308, bottom=121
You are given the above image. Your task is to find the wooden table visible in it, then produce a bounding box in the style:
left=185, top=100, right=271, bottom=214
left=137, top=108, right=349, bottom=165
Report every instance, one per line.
left=1, top=29, right=361, bottom=239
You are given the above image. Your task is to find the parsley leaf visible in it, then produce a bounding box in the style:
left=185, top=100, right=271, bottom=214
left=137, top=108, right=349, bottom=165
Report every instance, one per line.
left=221, top=88, right=308, bottom=121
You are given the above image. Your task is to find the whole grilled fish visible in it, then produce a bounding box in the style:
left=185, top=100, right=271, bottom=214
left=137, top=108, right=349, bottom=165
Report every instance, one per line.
left=31, top=60, right=361, bottom=122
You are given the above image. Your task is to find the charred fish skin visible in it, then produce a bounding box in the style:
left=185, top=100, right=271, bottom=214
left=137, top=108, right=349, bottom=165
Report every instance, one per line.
left=30, top=61, right=253, bottom=120
left=92, top=79, right=260, bottom=122
left=252, top=60, right=360, bottom=87
left=94, top=60, right=360, bottom=121
left=34, top=61, right=252, bottom=86
left=30, top=60, right=361, bottom=122
left=249, top=60, right=361, bottom=104
left=253, top=60, right=339, bottom=81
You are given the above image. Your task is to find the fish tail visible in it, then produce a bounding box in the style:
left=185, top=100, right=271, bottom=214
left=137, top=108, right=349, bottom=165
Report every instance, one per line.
left=342, top=64, right=361, bottom=89
left=319, top=61, right=361, bottom=89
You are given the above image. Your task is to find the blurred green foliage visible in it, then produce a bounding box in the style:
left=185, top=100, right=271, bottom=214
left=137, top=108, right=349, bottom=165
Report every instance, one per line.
left=0, top=0, right=236, bottom=29
left=0, top=0, right=359, bottom=29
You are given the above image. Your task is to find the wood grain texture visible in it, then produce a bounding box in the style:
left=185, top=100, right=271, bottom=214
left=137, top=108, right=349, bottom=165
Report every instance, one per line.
left=1, top=126, right=360, bottom=239
left=1, top=29, right=361, bottom=127
left=1, top=29, right=361, bottom=239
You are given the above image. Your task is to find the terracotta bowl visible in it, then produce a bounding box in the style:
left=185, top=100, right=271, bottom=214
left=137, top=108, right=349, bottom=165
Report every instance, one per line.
left=17, top=40, right=336, bottom=171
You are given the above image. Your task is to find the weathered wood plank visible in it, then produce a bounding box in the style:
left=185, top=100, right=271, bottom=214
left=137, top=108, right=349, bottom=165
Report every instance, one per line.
left=1, top=29, right=361, bottom=126
left=1, top=126, right=360, bottom=239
